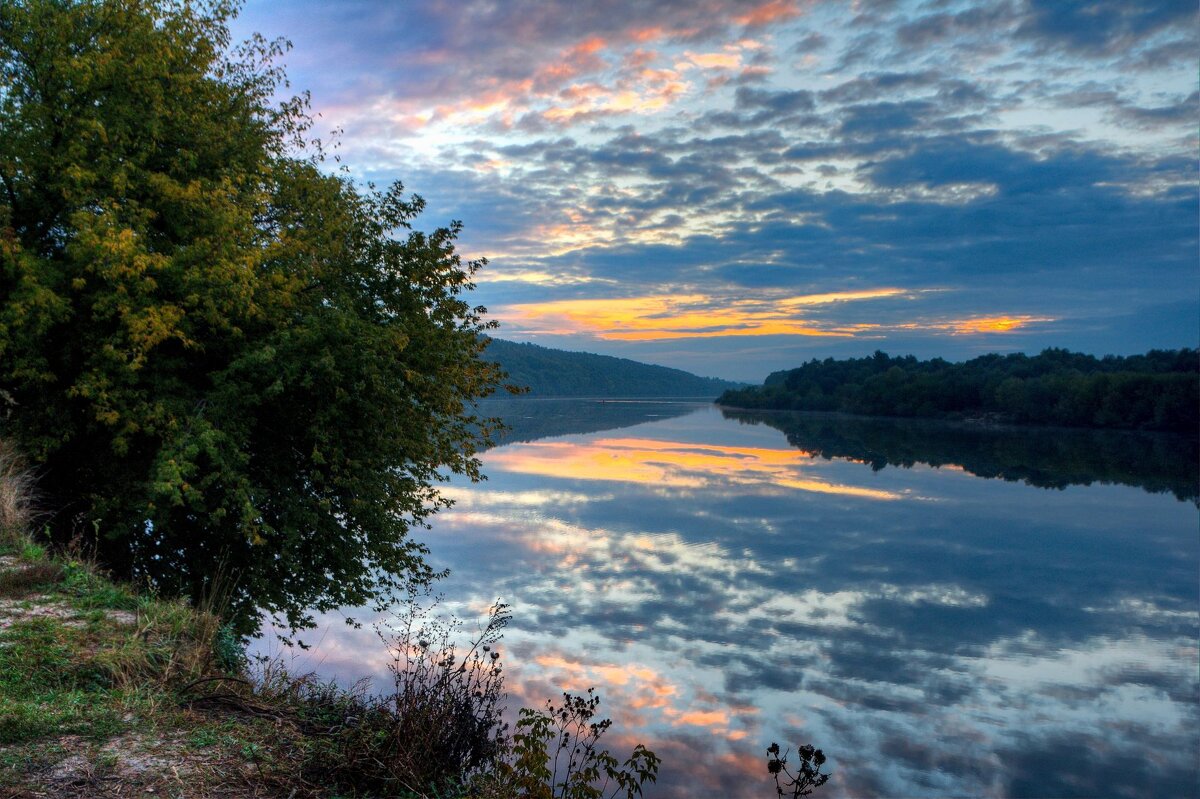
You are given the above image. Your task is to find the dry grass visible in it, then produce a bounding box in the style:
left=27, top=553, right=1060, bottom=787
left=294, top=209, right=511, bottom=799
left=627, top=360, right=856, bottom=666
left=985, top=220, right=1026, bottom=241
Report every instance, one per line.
left=0, top=440, right=36, bottom=547
left=0, top=561, right=65, bottom=597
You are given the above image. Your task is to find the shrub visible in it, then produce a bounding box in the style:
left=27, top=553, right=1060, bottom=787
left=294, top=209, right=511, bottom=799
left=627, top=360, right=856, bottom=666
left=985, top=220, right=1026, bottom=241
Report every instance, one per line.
left=766, top=741, right=831, bottom=797
left=249, top=592, right=661, bottom=799
left=380, top=596, right=512, bottom=789
left=478, top=688, right=661, bottom=799
left=290, top=594, right=512, bottom=796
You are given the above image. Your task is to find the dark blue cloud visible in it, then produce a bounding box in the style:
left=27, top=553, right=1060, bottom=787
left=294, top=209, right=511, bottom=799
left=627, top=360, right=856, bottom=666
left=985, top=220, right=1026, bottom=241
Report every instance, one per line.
left=1002, top=730, right=1198, bottom=799
left=734, top=85, right=816, bottom=114
left=861, top=134, right=1124, bottom=191
left=896, top=3, right=1018, bottom=48
left=1017, top=0, right=1197, bottom=56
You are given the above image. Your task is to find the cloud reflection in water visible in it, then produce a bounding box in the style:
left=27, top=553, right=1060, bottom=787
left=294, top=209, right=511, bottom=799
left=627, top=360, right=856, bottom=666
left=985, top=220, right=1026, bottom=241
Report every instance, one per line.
left=255, top=404, right=1198, bottom=798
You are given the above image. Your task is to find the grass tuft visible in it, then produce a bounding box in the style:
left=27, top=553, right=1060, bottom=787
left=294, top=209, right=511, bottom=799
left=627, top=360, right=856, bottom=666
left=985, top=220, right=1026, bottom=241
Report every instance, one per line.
left=0, top=561, right=65, bottom=597
left=0, top=440, right=36, bottom=549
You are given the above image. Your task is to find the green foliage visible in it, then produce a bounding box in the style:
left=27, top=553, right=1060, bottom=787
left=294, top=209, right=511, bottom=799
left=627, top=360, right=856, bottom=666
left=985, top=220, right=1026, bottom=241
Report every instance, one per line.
left=0, top=0, right=502, bottom=631
left=720, top=348, right=1199, bottom=432
left=486, top=338, right=740, bottom=398
left=212, top=621, right=247, bottom=673
left=481, top=688, right=660, bottom=799
left=0, top=616, right=128, bottom=744
left=18, top=538, right=45, bottom=562
left=293, top=595, right=512, bottom=795
left=0, top=543, right=231, bottom=763
left=60, top=559, right=140, bottom=610
left=0, top=559, right=63, bottom=596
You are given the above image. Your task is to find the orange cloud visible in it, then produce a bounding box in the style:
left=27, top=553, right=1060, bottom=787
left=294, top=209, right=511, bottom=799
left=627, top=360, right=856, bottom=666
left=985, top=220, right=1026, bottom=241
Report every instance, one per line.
left=527, top=652, right=681, bottom=722
left=685, top=51, right=743, bottom=70
left=734, top=0, right=804, bottom=27
left=667, top=709, right=729, bottom=727
left=895, top=314, right=1057, bottom=335
left=379, top=30, right=709, bottom=137
left=497, top=289, right=910, bottom=340
left=529, top=651, right=752, bottom=738
left=535, top=654, right=664, bottom=689
left=497, top=292, right=1056, bottom=342
left=543, top=78, right=686, bottom=123
left=572, top=36, right=607, bottom=56
left=948, top=315, right=1055, bottom=334
left=488, top=437, right=905, bottom=500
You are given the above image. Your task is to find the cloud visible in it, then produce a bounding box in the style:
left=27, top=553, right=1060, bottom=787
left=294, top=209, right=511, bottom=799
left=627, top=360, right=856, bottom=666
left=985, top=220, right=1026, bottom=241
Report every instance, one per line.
left=734, top=85, right=815, bottom=113
left=895, top=4, right=1017, bottom=49
left=1015, top=0, right=1197, bottom=57
left=493, top=290, right=1060, bottom=344
left=496, top=290, right=922, bottom=340
left=234, top=0, right=1197, bottom=379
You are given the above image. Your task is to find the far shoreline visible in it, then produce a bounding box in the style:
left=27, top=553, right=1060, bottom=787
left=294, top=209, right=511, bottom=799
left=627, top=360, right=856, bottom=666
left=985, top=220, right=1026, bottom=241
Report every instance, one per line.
left=714, top=403, right=1200, bottom=437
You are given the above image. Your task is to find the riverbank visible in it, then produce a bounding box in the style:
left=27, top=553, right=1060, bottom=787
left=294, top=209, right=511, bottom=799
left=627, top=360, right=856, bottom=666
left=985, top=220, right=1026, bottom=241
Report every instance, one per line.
left=0, top=442, right=662, bottom=799
left=0, top=533, right=315, bottom=797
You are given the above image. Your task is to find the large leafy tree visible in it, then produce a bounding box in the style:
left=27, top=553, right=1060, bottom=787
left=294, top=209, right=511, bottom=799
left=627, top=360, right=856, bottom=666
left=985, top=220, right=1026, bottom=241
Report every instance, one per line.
left=0, top=0, right=502, bottom=630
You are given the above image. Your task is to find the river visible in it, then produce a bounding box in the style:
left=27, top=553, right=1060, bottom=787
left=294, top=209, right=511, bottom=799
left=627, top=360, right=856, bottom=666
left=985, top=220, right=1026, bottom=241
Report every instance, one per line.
left=251, top=399, right=1199, bottom=798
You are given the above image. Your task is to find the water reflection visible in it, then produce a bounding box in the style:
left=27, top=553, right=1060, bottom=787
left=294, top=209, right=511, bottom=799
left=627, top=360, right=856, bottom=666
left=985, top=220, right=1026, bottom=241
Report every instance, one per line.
left=722, top=409, right=1199, bottom=504
left=255, top=403, right=1199, bottom=798
left=483, top=397, right=703, bottom=445
left=489, top=438, right=905, bottom=499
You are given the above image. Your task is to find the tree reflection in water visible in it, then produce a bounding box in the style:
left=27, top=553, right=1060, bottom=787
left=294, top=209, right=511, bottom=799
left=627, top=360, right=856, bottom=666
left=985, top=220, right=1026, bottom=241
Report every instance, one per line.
left=722, top=409, right=1199, bottom=504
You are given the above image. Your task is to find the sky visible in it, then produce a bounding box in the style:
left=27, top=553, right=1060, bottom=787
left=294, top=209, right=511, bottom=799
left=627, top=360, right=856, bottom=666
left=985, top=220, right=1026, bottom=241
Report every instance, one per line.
left=232, top=0, right=1198, bottom=382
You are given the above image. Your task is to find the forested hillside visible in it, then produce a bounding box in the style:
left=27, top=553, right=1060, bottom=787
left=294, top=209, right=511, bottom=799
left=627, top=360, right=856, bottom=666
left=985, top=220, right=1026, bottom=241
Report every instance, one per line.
left=486, top=339, right=740, bottom=397
left=718, top=349, right=1199, bottom=432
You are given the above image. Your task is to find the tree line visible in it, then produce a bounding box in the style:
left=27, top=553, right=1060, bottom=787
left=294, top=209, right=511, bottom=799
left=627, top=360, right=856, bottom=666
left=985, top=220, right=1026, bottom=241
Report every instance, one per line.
left=718, top=348, right=1199, bottom=433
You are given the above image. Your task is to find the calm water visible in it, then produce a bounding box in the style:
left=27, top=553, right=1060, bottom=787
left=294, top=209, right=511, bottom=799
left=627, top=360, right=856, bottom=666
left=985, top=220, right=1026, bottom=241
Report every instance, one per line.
left=253, top=400, right=1199, bottom=798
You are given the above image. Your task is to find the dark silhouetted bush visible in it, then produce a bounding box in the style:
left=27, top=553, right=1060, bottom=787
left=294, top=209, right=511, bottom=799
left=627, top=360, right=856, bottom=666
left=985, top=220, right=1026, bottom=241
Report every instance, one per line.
left=767, top=741, right=830, bottom=797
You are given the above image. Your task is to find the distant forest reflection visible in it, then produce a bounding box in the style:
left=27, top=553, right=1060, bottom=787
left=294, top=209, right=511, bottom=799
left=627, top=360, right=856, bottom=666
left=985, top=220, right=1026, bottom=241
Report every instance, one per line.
left=722, top=409, right=1199, bottom=503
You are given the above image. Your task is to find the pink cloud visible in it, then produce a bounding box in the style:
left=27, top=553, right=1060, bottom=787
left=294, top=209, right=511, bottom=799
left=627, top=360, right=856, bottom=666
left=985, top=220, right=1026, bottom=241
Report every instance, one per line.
left=734, top=0, right=804, bottom=27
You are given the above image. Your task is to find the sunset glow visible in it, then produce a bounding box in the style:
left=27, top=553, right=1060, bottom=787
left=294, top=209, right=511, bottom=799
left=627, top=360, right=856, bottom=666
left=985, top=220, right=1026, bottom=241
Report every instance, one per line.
left=945, top=316, right=1056, bottom=335
left=498, top=290, right=913, bottom=340
left=496, top=292, right=1059, bottom=343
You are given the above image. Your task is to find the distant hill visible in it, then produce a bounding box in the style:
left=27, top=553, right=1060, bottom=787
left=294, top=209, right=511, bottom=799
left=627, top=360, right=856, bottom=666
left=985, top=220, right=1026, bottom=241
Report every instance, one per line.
left=484, top=339, right=741, bottom=397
